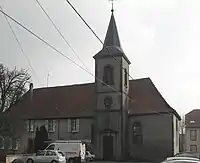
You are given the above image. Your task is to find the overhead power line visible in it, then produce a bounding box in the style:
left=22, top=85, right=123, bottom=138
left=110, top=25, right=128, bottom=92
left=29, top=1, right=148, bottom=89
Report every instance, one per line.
left=0, top=5, right=42, bottom=86
left=64, top=0, right=135, bottom=81
left=34, top=0, right=90, bottom=72
left=0, top=9, right=123, bottom=94
left=0, top=8, right=173, bottom=117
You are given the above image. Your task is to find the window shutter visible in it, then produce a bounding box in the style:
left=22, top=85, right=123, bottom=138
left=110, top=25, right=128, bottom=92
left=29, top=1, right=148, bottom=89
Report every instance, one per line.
left=8, top=138, right=12, bottom=150
left=34, top=121, right=37, bottom=132
left=25, top=120, right=29, bottom=132
left=53, top=120, right=56, bottom=132
left=76, top=119, right=80, bottom=132
left=33, top=120, right=36, bottom=132
left=0, top=137, right=4, bottom=149
left=68, top=119, right=71, bottom=133
left=17, top=138, right=20, bottom=149
left=45, top=120, right=48, bottom=131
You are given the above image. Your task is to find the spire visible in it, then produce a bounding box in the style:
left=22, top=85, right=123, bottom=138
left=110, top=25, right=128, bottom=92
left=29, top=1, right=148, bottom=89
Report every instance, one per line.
left=104, top=12, right=121, bottom=48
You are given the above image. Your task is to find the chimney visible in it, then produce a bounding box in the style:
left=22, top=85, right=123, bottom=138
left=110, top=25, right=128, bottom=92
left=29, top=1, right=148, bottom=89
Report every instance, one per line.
left=29, top=83, right=33, bottom=102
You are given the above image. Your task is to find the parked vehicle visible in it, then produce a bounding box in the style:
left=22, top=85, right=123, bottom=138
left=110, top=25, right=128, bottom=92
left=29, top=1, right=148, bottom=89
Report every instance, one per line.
left=161, top=157, right=200, bottom=163
left=85, top=151, right=95, bottom=161
left=174, top=152, right=200, bottom=159
left=45, top=140, right=86, bottom=163
left=166, top=157, right=200, bottom=161
left=12, top=150, right=66, bottom=163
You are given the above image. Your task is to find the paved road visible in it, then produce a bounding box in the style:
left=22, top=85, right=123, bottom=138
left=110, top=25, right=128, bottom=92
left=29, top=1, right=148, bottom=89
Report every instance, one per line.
left=92, top=161, right=153, bottom=163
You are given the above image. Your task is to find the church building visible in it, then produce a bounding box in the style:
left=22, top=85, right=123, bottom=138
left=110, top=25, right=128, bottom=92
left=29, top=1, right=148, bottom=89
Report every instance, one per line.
left=4, top=9, right=181, bottom=162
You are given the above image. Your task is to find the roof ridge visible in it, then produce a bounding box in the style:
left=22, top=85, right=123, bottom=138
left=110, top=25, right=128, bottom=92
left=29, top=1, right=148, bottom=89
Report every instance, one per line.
left=34, top=82, right=94, bottom=90
left=186, top=109, right=200, bottom=116
left=34, top=78, right=152, bottom=90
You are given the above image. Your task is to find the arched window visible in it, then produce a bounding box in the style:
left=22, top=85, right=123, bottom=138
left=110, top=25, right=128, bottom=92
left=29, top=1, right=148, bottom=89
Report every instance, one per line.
left=103, top=65, right=114, bottom=85
left=132, top=121, right=142, bottom=144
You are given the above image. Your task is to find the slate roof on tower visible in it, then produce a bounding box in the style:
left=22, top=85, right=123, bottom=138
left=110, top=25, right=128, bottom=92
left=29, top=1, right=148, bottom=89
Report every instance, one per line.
left=93, top=12, right=131, bottom=64
left=10, top=78, right=180, bottom=120
left=104, top=12, right=121, bottom=48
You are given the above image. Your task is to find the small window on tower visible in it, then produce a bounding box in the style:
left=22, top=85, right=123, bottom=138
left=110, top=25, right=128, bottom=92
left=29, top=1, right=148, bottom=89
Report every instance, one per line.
left=103, top=65, right=114, bottom=85
left=124, top=69, right=128, bottom=87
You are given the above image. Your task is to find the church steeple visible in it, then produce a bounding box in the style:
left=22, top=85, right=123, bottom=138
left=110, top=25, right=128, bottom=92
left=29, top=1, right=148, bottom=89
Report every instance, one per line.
left=93, top=7, right=131, bottom=65
left=103, top=12, right=121, bottom=48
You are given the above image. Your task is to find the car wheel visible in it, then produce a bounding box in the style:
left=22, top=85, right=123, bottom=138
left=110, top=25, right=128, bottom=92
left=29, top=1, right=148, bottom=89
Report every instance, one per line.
left=51, top=160, right=58, bottom=163
left=26, top=159, right=34, bottom=163
left=68, top=158, right=74, bottom=163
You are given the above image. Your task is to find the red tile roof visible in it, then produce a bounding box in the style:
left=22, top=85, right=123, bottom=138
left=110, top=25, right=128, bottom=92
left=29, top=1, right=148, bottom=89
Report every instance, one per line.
left=185, top=109, right=200, bottom=127
left=10, top=78, right=180, bottom=120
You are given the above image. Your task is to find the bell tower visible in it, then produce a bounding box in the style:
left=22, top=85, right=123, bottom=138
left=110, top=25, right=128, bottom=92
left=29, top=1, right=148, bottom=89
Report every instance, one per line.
left=93, top=6, right=131, bottom=160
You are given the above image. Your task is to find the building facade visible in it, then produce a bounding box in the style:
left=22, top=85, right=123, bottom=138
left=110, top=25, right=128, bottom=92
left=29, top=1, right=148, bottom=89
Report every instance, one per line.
left=185, top=109, right=200, bottom=153
left=0, top=11, right=181, bottom=162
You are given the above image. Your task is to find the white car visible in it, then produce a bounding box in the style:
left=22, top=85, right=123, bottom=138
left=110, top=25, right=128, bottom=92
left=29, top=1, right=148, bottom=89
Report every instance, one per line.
left=85, top=151, right=95, bottom=161
left=45, top=140, right=86, bottom=163
left=161, top=157, right=200, bottom=163
left=25, top=150, right=66, bottom=163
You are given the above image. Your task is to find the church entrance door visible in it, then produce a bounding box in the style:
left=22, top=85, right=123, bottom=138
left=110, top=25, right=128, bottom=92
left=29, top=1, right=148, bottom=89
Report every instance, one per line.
left=103, top=135, right=113, bottom=160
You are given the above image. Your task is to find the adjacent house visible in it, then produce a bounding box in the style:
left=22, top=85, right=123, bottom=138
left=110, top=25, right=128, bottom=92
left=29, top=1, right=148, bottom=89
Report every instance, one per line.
left=0, top=10, right=181, bottom=162
left=185, top=109, right=200, bottom=153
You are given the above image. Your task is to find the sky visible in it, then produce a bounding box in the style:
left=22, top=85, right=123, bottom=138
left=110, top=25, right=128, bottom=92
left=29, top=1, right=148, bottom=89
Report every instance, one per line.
left=0, top=0, right=200, bottom=115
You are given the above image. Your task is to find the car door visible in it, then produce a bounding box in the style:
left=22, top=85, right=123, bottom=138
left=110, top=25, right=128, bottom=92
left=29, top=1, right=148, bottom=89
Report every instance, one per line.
left=35, top=150, right=46, bottom=163
left=45, top=150, right=56, bottom=162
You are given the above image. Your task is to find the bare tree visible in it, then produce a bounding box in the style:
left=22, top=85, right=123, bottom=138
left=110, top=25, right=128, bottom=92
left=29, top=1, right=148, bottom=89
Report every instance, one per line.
left=0, top=63, right=31, bottom=134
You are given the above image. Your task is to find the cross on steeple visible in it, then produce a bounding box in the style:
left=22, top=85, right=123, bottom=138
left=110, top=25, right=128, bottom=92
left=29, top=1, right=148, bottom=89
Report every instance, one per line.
left=109, top=0, right=116, bottom=13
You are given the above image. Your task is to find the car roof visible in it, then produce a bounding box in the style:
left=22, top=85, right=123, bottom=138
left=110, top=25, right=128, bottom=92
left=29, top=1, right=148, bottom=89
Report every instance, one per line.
left=38, top=150, right=58, bottom=152
left=166, top=159, right=200, bottom=163
left=167, top=157, right=200, bottom=161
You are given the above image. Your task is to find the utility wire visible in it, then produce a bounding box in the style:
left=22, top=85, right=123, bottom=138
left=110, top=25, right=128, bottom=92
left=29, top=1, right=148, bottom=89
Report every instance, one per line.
left=0, top=9, right=126, bottom=95
left=0, top=9, right=173, bottom=117
left=64, top=1, right=175, bottom=117
left=65, top=0, right=103, bottom=45
left=64, top=0, right=135, bottom=81
left=34, top=0, right=90, bottom=72
left=0, top=5, right=42, bottom=86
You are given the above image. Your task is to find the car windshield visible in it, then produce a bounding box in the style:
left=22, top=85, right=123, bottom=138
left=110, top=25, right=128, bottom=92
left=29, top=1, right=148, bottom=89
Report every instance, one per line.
left=175, top=153, right=199, bottom=159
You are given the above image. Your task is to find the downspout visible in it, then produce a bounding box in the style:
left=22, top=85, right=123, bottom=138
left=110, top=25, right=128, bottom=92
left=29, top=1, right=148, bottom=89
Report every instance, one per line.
left=57, top=119, right=60, bottom=140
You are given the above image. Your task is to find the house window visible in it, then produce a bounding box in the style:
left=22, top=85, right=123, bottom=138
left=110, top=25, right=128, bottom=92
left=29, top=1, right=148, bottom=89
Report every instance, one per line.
left=132, top=121, right=142, bottom=144
left=68, top=119, right=79, bottom=133
left=48, top=120, right=56, bottom=132
left=27, top=120, right=35, bottom=132
left=190, top=145, right=197, bottom=152
left=103, top=65, right=114, bottom=85
left=71, top=119, right=77, bottom=132
left=0, top=136, right=4, bottom=149
left=124, top=69, right=128, bottom=87
left=13, top=138, right=20, bottom=150
left=190, top=130, right=197, bottom=141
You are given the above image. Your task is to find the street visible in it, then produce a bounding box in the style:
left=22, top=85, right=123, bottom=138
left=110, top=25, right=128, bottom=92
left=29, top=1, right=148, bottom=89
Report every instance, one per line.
left=92, top=161, right=153, bottom=163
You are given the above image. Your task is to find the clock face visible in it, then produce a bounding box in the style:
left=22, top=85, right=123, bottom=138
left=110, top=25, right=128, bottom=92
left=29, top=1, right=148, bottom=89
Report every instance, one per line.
left=104, top=96, right=113, bottom=108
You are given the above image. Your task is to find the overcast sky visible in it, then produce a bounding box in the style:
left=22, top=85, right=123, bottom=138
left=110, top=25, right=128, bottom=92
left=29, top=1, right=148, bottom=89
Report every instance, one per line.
left=0, top=0, right=200, bottom=115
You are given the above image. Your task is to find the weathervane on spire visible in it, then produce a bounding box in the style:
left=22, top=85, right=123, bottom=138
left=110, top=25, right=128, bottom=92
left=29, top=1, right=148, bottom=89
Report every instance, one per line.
left=109, top=0, right=116, bottom=13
